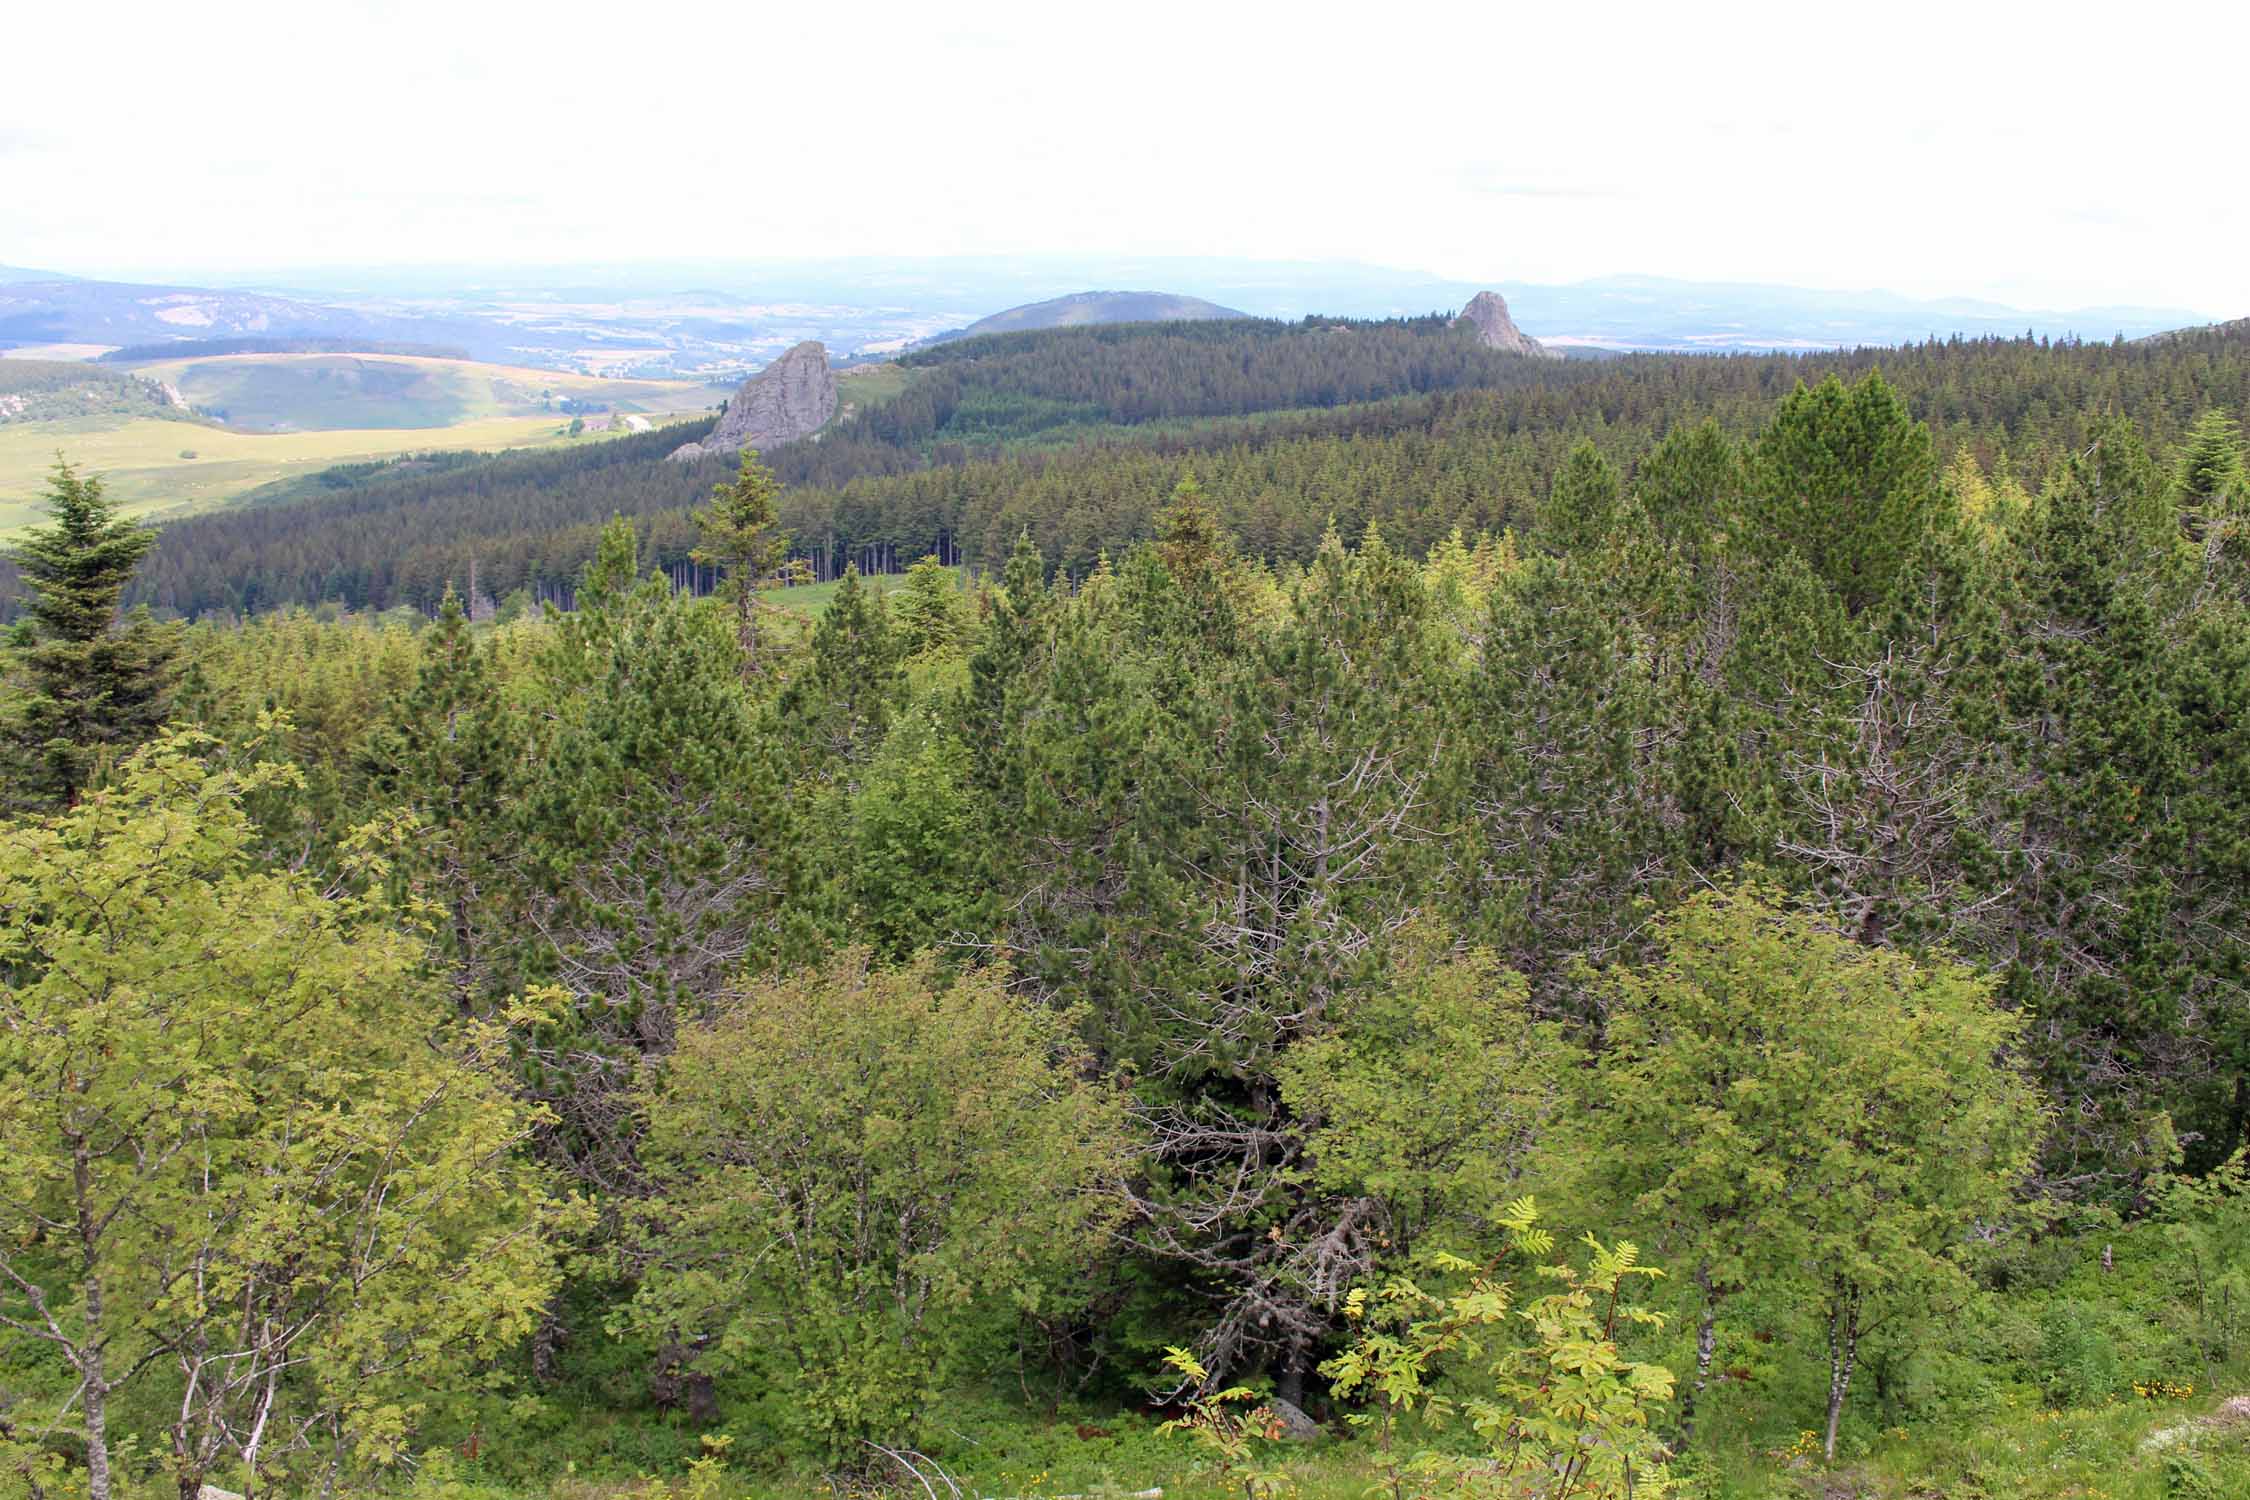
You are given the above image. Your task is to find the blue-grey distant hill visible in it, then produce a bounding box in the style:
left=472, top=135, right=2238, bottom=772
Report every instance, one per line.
left=2137, top=314, right=2250, bottom=344
left=0, top=278, right=512, bottom=358
left=927, top=290, right=1247, bottom=346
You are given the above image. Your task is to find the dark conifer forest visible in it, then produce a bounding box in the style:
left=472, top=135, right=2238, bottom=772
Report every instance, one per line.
left=5, top=314, right=2250, bottom=1500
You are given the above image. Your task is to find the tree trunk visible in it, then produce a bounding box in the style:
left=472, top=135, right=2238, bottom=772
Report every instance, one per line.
left=75, top=1145, right=114, bottom=1500
left=1677, top=1268, right=1719, bottom=1451
left=83, top=1371, right=112, bottom=1500
left=1824, top=1284, right=1861, bottom=1462
left=1276, top=1338, right=1308, bottom=1409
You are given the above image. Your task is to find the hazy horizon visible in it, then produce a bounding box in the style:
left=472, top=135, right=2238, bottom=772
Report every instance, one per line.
left=8, top=1, right=2245, bottom=319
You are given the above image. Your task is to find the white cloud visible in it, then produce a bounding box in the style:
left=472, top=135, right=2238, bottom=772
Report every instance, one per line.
left=5, top=0, right=2243, bottom=315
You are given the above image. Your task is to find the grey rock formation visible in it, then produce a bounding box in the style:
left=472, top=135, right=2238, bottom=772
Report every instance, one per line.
left=1456, top=290, right=1556, bottom=357
left=668, top=340, right=837, bottom=463
left=1261, top=1396, right=1324, bottom=1441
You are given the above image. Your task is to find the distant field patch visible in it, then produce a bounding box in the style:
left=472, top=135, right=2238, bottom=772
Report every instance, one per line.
left=762, top=572, right=912, bottom=618
left=835, top=361, right=913, bottom=413
left=0, top=412, right=652, bottom=533
left=1, top=343, right=117, bottom=362
left=124, top=353, right=712, bottom=433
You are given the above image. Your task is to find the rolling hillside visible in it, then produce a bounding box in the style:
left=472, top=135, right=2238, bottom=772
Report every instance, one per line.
left=122, top=352, right=713, bottom=432
left=0, top=353, right=720, bottom=531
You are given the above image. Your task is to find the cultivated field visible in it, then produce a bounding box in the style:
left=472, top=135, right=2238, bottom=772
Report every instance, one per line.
left=122, top=352, right=716, bottom=432
left=0, top=353, right=723, bottom=532
left=0, top=412, right=687, bottom=533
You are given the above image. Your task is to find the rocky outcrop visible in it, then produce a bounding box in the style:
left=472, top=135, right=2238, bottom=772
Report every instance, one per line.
left=668, top=340, right=837, bottom=462
left=1261, top=1396, right=1325, bottom=1441
left=1456, top=290, right=1556, bottom=357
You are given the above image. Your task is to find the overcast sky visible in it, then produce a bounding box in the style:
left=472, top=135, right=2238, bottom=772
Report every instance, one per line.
left=6, top=0, right=2242, bottom=315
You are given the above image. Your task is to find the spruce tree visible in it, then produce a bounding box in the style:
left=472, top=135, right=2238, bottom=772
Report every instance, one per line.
left=4, top=459, right=178, bottom=805
left=2173, top=407, right=2246, bottom=548
left=891, top=552, right=968, bottom=657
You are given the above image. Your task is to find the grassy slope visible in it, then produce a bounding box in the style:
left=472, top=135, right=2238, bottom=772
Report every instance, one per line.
left=0, top=355, right=715, bottom=532
left=832, top=360, right=913, bottom=417
left=125, top=352, right=711, bottom=431
left=0, top=414, right=686, bottom=532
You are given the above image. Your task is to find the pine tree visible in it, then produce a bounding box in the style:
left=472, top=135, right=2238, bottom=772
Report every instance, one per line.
left=964, top=530, right=1054, bottom=798
left=514, top=519, right=798, bottom=1190
left=1534, top=440, right=1623, bottom=556
left=690, top=449, right=793, bottom=675
left=1103, top=527, right=1468, bottom=1396
left=778, top=564, right=901, bottom=767
left=367, top=584, right=522, bottom=1015
left=4, top=459, right=178, bottom=805
left=891, top=552, right=968, bottom=656
left=1990, top=431, right=2250, bottom=1181
left=1460, top=547, right=1688, bottom=1008
left=1749, top=371, right=1942, bottom=615
left=1146, top=471, right=1243, bottom=654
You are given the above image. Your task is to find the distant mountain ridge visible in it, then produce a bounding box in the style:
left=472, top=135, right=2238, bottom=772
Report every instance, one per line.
left=2136, top=314, right=2250, bottom=344
left=0, top=278, right=506, bottom=359
left=925, top=290, right=1247, bottom=347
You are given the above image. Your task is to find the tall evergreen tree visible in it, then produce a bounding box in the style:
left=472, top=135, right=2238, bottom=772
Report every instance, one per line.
left=1104, top=528, right=1468, bottom=1396
left=1988, top=429, right=2247, bottom=1182
left=367, top=583, right=523, bottom=1015
left=778, top=564, right=902, bottom=767
left=1750, top=371, right=1942, bottom=615
left=891, top=552, right=969, bottom=656
left=2173, top=408, right=2246, bottom=534
left=4, top=460, right=178, bottom=805
left=1534, top=440, right=1623, bottom=557
left=690, top=449, right=794, bottom=676
left=964, top=531, right=1056, bottom=798
left=1461, top=547, right=1689, bottom=1008
left=515, top=518, right=798, bottom=1190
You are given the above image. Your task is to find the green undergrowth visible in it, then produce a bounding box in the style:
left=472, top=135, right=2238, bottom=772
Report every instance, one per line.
left=360, top=1381, right=2250, bottom=1500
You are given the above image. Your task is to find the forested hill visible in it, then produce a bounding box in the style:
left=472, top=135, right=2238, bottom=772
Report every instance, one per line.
left=836, top=313, right=1568, bottom=446
left=7, top=299, right=2250, bottom=1500
left=9, top=322, right=2250, bottom=620
left=926, top=289, right=1248, bottom=342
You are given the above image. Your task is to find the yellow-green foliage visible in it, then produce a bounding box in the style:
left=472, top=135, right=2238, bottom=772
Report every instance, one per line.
left=0, top=734, right=570, bottom=1497
left=1277, top=932, right=1574, bottom=1253
left=624, top=949, right=1133, bottom=1464
left=1319, top=1199, right=1676, bottom=1500
left=1579, top=886, right=2048, bottom=1459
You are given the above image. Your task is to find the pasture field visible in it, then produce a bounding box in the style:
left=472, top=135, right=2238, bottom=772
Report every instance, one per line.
left=0, top=412, right=669, bottom=532
left=763, top=568, right=927, bottom=617
left=122, top=351, right=713, bottom=432
left=0, top=352, right=718, bottom=532
left=834, top=359, right=913, bottom=411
